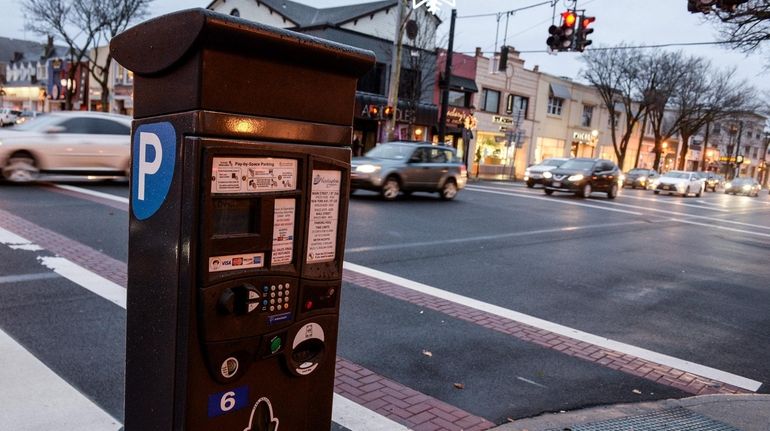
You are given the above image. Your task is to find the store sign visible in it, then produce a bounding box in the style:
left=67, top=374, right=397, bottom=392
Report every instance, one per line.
left=492, top=115, right=513, bottom=125
left=572, top=131, right=594, bottom=142
left=447, top=107, right=470, bottom=126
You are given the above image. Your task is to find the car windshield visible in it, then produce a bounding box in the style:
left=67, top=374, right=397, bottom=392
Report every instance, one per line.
left=559, top=159, right=595, bottom=170
left=662, top=171, right=689, bottom=179
left=628, top=169, right=649, bottom=175
left=731, top=178, right=751, bottom=185
left=11, top=114, right=62, bottom=132
left=542, top=159, right=565, bottom=167
left=365, top=143, right=417, bottom=160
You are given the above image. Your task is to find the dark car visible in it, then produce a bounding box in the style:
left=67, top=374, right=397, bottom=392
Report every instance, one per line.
left=543, top=158, right=621, bottom=199
left=700, top=172, right=723, bottom=191
left=350, top=142, right=467, bottom=201
left=623, top=168, right=658, bottom=189
left=724, top=177, right=761, bottom=197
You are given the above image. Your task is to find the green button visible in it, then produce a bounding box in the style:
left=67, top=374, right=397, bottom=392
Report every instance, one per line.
left=270, top=336, right=282, bottom=354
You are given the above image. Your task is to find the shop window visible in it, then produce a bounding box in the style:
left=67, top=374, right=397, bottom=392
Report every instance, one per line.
left=547, top=95, right=563, bottom=116
left=581, top=105, right=593, bottom=127
left=357, top=62, right=386, bottom=95
left=480, top=88, right=500, bottom=113
left=448, top=90, right=471, bottom=108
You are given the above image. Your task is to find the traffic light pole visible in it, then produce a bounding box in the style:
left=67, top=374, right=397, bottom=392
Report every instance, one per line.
left=437, top=8, right=456, bottom=145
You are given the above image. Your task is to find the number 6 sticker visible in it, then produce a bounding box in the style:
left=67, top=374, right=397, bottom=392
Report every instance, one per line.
left=208, top=386, right=249, bottom=417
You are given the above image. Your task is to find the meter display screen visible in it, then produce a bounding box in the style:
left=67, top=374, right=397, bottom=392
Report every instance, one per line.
left=213, top=199, right=260, bottom=235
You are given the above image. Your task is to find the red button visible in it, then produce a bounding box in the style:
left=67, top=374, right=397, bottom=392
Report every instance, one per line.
left=305, top=300, right=313, bottom=310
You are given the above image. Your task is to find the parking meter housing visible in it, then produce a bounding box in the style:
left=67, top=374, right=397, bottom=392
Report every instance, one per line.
left=111, top=9, right=374, bottom=430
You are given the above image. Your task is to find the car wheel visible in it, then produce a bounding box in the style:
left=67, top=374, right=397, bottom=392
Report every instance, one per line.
left=526, top=180, right=534, bottom=188
left=2, top=152, right=40, bottom=182
left=696, top=186, right=703, bottom=197
left=544, top=188, right=554, bottom=195
left=439, top=179, right=458, bottom=200
left=684, top=186, right=690, bottom=197
left=607, top=183, right=619, bottom=199
left=381, top=176, right=401, bottom=201
left=580, top=183, right=592, bottom=198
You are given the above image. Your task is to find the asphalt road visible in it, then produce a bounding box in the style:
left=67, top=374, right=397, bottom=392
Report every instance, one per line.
left=0, top=179, right=768, bottom=429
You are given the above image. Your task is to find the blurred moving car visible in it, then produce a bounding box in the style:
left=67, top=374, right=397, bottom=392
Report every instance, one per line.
left=0, top=111, right=132, bottom=182
left=351, top=141, right=467, bottom=201
left=724, top=177, right=761, bottom=197
left=702, top=172, right=723, bottom=192
left=542, top=158, right=621, bottom=199
left=653, top=171, right=705, bottom=197
left=14, top=111, right=42, bottom=125
left=524, top=157, right=568, bottom=188
left=0, top=108, right=21, bottom=126
left=623, top=168, right=658, bottom=189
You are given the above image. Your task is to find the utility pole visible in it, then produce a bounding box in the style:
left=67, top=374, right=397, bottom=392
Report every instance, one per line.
left=437, top=8, right=456, bottom=145
left=385, top=0, right=406, bottom=142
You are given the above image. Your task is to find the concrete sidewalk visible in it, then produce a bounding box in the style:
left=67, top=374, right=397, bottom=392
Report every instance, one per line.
left=491, top=394, right=770, bottom=431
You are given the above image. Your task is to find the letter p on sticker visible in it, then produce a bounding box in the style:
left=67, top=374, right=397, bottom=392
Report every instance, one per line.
left=138, top=132, right=163, bottom=200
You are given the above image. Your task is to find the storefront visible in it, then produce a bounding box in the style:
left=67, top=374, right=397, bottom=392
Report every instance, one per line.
left=353, top=93, right=438, bottom=155
left=534, top=136, right=566, bottom=162
left=570, top=130, right=598, bottom=158
left=473, top=115, right=525, bottom=178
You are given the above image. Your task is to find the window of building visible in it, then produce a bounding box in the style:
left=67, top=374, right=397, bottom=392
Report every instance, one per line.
left=607, top=111, right=620, bottom=128
left=398, top=68, right=421, bottom=100
left=448, top=90, right=471, bottom=108
left=712, top=123, right=721, bottom=135
left=547, top=95, right=563, bottom=116
left=480, top=88, right=500, bottom=113
left=752, top=147, right=759, bottom=158
left=581, top=105, right=594, bottom=127
left=230, top=8, right=240, bottom=17
left=357, top=62, right=386, bottom=95
left=506, top=94, right=529, bottom=119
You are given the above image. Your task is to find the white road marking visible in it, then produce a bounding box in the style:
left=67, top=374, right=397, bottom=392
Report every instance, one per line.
left=346, top=221, right=647, bottom=253
left=332, top=393, right=411, bottom=431
left=0, top=227, right=44, bottom=251
left=53, top=184, right=130, bottom=204
left=343, top=261, right=763, bottom=392
left=618, top=193, right=730, bottom=211
left=0, top=327, right=122, bottom=430
left=516, top=376, right=548, bottom=389
left=0, top=272, right=59, bottom=284
left=38, top=257, right=127, bottom=308
left=0, top=226, right=410, bottom=431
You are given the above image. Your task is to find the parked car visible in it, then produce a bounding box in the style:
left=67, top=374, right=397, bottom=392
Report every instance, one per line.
left=542, top=158, right=621, bottom=199
left=0, top=111, right=132, bottom=182
left=14, top=110, right=42, bottom=125
left=351, top=141, right=467, bottom=201
left=653, top=171, right=705, bottom=197
left=724, top=177, right=761, bottom=197
left=623, top=168, right=658, bottom=189
left=524, top=157, right=568, bottom=188
left=0, top=108, right=21, bottom=126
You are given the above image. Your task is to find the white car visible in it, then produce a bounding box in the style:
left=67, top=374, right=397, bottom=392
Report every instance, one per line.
left=524, top=157, right=569, bottom=188
left=0, top=108, right=20, bottom=126
left=0, top=111, right=132, bottom=182
left=653, top=171, right=705, bottom=197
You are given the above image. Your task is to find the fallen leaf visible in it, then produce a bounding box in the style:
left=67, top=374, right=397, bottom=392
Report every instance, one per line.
left=422, top=350, right=432, bottom=357
left=632, top=389, right=642, bottom=394
left=453, top=383, right=465, bottom=389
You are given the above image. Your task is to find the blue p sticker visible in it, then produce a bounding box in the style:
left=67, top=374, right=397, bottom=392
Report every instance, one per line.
left=208, top=386, right=249, bottom=417
left=132, top=122, right=176, bottom=220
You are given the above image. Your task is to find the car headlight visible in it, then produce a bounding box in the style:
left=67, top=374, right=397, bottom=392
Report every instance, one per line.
left=543, top=171, right=553, bottom=179
left=355, top=164, right=380, bottom=173
left=567, top=174, right=584, bottom=182
left=524, top=169, right=531, bottom=176
left=638, top=176, right=647, bottom=182
left=725, top=182, right=732, bottom=189
left=742, top=184, right=751, bottom=191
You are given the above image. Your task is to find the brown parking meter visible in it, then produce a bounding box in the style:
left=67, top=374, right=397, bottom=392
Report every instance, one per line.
left=111, top=9, right=373, bottom=430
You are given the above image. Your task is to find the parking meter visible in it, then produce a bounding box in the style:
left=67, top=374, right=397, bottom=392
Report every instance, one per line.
left=111, top=9, right=374, bottom=430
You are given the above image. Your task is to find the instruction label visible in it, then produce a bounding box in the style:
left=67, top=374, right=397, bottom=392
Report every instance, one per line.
left=209, top=253, right=265, bottom=273
left=307, top=170, right=341, bottom=264
left=211, top=157, right=296, bottom=194
left=271, top=199, right=295, bottom=266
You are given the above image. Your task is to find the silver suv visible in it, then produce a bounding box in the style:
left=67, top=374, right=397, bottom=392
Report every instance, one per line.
left=0, top=108, right=21, bottom=126
left=351, top=141, right=468, bottom=201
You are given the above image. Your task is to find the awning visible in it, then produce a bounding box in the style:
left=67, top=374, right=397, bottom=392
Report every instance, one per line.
left=550, top=82, right=572, bottom=100
left=447, top=75, right=478, bottom=93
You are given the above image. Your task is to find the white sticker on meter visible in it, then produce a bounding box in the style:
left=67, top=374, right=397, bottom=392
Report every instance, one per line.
left=211, top=157, right=297, bottom=194
left=306, top=170, right=341, bottom=264
left=271, top=199, right=295, bottom=266
left=209, top=253, right=265, bottom=273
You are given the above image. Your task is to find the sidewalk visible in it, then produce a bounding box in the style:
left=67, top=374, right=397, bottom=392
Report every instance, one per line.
left=491, top=394, right=770, bottom=431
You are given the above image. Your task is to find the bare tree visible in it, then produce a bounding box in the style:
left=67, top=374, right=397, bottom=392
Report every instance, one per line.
left=706, top=1, right=770, bottom=53
left=22, top=0, right=108, bottom=110
left=88, top=0, right=151, bottom=112
left=580, top=44, right=650, bottom=169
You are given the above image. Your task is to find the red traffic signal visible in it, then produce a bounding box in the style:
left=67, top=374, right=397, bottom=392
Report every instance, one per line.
left=367, top=105, right=380, bottom=118
left=562, top=11, right=577, bottom=28
left=383, top=105, right=394, bottom=118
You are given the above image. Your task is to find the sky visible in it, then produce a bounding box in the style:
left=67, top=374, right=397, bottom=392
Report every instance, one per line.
left=1, top=0, right=768, bottom=92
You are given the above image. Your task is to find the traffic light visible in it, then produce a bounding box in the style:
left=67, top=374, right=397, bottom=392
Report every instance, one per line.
left=546, top=11, right=577, bottom=51
left=575, top=15, right=595, bottom=52
left=383, top=105, right=394, bottom=119
left=498, top=45, right=509, bottom=71
left=367, top=104, right=380, bottom=118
